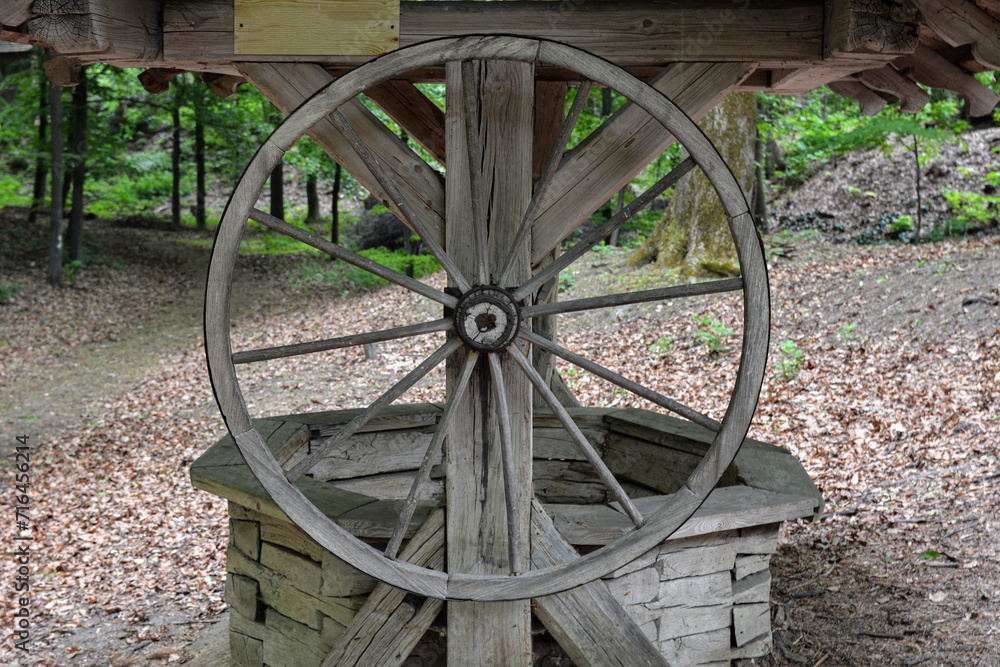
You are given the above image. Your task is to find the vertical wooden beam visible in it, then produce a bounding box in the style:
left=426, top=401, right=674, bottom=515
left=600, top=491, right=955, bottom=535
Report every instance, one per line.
left=533, top=81, right=567, bottom=181
left=445, top=59, right=533, bottom=666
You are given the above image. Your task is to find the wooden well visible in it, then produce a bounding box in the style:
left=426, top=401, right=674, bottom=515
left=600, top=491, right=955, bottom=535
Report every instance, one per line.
left=192, top=406, right=821, bottom=666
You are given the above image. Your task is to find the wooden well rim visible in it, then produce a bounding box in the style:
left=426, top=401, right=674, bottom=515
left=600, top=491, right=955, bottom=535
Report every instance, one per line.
left=192, top=405, right=821, bottom=549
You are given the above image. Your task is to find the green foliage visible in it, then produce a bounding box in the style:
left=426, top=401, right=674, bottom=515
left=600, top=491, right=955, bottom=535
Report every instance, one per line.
left=774, top=338, right=802, bottom=380
left=888, top=214, right=913, bottom=236
left=692, top=315, right=732, bottom=355
left=297, top=248, right=441, bottom=292
left=941, top=190, right=1000, bottom=225
left=62, top=260, right=83, bottom=282
left=558, top=271, right=576, bottom=293
left=0, top=283, right=23, bottom=304
left=919, top=549, right=941, bottom=560
left=759, top=87, right=965, bottom=185
left=648, top=336, right=674, bottom=359
left=836, top=323, right=857, bottom=346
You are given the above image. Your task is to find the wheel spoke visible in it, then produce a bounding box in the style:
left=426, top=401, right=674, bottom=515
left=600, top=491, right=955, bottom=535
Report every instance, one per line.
left=386, top=348, right=480, bottom=559
left=487, top=352, right=523, bottom=574
left=461, top=61, right=490, bottom=285
left=330, top=109, right=473, bottom=293
left=286, top=336, right=463, bottom=481
left=497, top=79, right=592, bottom=288
left=507, top=345, right=643, bottom=528
left=232, top=318, right=454, bottom=365
left=522, top=278, right=743, bottom=319
left=519, top=328, right=721, bottom=432
left=249, top=208, right=456, bottom=308
left=512, top=156, right=695, bottom=302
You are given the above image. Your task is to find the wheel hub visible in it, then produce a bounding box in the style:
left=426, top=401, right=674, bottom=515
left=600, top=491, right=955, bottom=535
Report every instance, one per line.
left=454, top=286, right=520, bottom=351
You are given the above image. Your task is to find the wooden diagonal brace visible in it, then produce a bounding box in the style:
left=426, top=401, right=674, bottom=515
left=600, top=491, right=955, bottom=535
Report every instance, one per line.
left=531, top=501, right=670, bottom=667
left=855, top=64, right=931, bottom=112
left=893, top=42, right=1000, bottom=116
left=321, top=509, right=445, bottom=667
left=239, top=62, right=445, bottom=248
left=530, top=62, right=753, bottom=264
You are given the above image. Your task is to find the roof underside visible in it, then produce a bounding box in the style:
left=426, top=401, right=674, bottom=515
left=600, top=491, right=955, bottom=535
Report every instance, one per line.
left=3, top=0, right=1000, bottom=116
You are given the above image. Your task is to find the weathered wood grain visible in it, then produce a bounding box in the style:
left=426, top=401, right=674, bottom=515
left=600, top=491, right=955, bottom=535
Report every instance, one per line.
left=321, top=509, right=444, bottom=667
left=29, top=0, right=160, bottom=59
left=365, top=79, right=446, bottom=164
left=827, top=78, right=889, bottom=115
left=238, top=62, right=445, bottom=248
left=531, top=502, right=669, bottom=666
left=444, top=57, right=533, bottom=664
left=855, top=65, right=932, bottom=112
left=892, top=43, right=1000, bottom=116
left=825, top=0, right=920, bottom=58
left=733, top=602, right=771, bottom=646
left=914, top=0, right=1000, bottom=69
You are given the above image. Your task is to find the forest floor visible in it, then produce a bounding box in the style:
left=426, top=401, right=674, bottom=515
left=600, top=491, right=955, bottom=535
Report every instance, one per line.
left=1, top=138, right=999, bottom=665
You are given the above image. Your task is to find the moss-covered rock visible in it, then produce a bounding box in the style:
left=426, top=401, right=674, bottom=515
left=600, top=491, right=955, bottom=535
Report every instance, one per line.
left=629, top=92, right=756, bottom=278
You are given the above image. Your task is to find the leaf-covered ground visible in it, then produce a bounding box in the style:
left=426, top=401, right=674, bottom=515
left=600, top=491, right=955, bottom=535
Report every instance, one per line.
left=1, top=204, right=998, bottom=666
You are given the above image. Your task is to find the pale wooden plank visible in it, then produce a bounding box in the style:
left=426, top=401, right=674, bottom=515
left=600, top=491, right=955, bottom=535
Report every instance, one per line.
left=733, top=602, right=770, bottom=646
left=321, top=509, right=445, bottom=667
left=444, top=57, right=533, bottom=665
left=234, top=0, right=398, bottom=56
left=530, top=61, right=753, bottom=263
left=335, top=499, right=434, bottom=540
left=302, top=429, right=436, bottom=481
left=530, top=501, right=669, bottom=667
left=237, top=62, right=445, bottom=248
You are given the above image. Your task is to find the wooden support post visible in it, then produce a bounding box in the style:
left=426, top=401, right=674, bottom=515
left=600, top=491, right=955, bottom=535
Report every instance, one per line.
left=445, top=59, right=533, bottom=666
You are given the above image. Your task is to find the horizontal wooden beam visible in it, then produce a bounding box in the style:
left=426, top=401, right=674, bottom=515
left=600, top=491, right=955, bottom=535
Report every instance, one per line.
left=825, top=0, right=920, bottom=59
left=29, top=0, right=160, bottom=58
left=827, top=78, right=889, bottom=115
left=0, top=0, right=34, bottom=27
left=855, top=63, right=931, bottom=112
left=168, top=0, right=827, bottom=70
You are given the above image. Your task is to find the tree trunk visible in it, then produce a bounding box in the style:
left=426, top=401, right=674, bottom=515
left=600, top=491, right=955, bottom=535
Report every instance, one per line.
left=172, top=102, right=182, bottom=229
left=630, top=91, right=757, bottom=277
left=331, top=162, right=341, bottom=246
left=28, top=56, right=48, bottom=226
left=68, top=67, right=87, bottom=263
left=306, top=172, right=319, bottom=223
left=269, top=160, right=284, bottom=220
left=47, top=83, right=64, bottom=287
left=752, top=121, right=768, bottom=233
left=195, top=113, right=206, bottom=230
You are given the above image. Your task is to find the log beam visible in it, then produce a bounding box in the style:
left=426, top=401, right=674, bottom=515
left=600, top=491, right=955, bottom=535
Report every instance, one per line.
left=0, top=0, right=34, bottom=27
left=825, top=0, right=921, bottom=59
left=914, top=0, right=1000, bottom=69
left=827, top=79, right=890, bottom=114
left=29, top=0, right=160, bottom=59
left=893, top=42, right=1000, bottom=115
left=855, top=63, right=932, bottom=111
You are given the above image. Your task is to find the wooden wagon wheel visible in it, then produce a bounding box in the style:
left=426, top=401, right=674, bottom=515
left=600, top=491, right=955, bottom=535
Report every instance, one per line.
left=205, top=36, right=769, bottom=602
